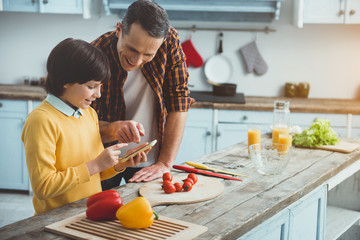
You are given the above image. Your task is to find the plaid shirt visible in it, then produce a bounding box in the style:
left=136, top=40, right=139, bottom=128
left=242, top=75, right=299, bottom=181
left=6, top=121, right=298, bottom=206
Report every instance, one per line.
left=91, top=26, right=194, bottom=146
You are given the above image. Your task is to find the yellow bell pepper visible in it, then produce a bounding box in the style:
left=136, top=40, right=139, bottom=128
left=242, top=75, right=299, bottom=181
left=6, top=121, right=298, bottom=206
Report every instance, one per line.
left=116, top=197, right=158, bottom=229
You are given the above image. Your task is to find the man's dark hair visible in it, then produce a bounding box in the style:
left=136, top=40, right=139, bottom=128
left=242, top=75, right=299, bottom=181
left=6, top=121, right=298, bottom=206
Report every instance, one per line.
left=45, top=38, right=110, bottom=97
left=121, top=0, right=169, bottom=39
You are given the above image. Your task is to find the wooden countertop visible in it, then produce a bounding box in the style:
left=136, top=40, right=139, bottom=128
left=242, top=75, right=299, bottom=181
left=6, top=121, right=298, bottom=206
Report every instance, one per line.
left=1, top=137, right=360, bottom=239
left=1, top=84, right=360, bottom=114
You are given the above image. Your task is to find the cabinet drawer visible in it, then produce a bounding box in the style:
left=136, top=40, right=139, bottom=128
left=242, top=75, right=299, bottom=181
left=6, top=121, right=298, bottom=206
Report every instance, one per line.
left=218, top=110, right=272, bottom=124
left=291, top=113, right=347, bottom=127
left=187, top=108, right=213, bottom=122
left=0, top=99, right=27, bottom=113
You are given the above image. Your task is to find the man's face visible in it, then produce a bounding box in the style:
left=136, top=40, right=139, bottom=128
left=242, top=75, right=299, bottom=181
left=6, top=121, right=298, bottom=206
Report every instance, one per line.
left=115, top=22, right=164, bottom=71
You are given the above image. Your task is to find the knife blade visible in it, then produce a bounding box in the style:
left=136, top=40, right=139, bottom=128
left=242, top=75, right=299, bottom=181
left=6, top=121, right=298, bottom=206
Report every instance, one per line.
left=185, top=161, right=248, bottom=177
left=173, top=165, right=243, bottom=181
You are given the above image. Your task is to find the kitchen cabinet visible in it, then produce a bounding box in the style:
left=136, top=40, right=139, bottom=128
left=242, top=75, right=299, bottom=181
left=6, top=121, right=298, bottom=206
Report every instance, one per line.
left=0, top=99, right=41, bottom=191
left=294, top=0, right=360, bottom=27
left=0, top=99, right=28, bottom=190
left=175, top=108, right=213, bottom=165
left=2, top=0, right=83, bottom=14
left=239, top=185, right=327, bottom=240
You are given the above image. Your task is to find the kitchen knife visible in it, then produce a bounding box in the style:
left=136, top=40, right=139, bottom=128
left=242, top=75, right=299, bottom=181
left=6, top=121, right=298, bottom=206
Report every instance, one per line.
left=173, top=165, right=243, bottom=181
left=185, top=161, right=248, bottom=177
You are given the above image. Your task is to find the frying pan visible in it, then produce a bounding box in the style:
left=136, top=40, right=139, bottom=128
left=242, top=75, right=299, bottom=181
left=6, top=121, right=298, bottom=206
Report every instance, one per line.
left=204, top=32, right=235, bottom=96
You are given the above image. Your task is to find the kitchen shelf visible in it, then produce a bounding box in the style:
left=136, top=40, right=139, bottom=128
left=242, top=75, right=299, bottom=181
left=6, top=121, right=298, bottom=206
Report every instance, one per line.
left=326, top=205, right=360, bottom=240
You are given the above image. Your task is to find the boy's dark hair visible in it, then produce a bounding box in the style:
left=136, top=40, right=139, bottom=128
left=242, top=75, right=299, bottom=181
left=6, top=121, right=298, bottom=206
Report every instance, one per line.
left=45, top=38, right=110, bottom=97
left=121, top=0, right=169, bottom=39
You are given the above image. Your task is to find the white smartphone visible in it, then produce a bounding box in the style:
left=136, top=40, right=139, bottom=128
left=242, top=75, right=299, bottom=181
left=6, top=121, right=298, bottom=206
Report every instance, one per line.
left=119, top=140, right=157, bottom=163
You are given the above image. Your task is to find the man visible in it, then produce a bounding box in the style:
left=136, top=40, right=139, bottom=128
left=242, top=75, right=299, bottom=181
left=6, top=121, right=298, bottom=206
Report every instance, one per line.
left=91, top=0, right=193, bottom=189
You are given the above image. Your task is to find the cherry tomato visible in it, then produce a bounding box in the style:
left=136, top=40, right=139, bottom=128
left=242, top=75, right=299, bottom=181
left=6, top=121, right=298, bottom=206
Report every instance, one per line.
left=163, top=182, right=176, bottom=194
left=174, top=182, right=183, bottom=192
left=162, top=172, right=173, bottom=182
left=187, top=173, right=198, bottom=184
left=162, top=180, right=172, bottom=185
left=182, top=181, right=193, bottom=192
left=183, top=177, right=194, bottom=185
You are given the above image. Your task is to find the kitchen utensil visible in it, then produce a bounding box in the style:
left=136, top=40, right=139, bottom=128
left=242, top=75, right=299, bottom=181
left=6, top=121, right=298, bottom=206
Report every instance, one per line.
left=173, top=165, right=243, bottom=181
left=204, top=32, right=234, bottom=96
left=212, top=83, right=237, bottom=96
left=185, top=161, right=248, bottom=177
left=139, top=174, right=224, bottom=206
left=302, top=139, right=360, bottom=153
left=45, top=212, right=207, bottom=240
left=249, top=143, right=293, bottom=175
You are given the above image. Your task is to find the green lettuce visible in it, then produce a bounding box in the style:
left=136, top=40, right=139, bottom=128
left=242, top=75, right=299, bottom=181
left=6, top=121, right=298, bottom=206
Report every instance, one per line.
left=293, top=119, right=339, bottom=148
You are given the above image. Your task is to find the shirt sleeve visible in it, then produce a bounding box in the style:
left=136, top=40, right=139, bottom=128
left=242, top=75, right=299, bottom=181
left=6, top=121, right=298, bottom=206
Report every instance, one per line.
left=163, top=27, right=195, bottom=112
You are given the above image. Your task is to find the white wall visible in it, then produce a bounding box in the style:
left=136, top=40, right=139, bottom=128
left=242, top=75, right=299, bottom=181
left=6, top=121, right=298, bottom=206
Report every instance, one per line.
left=1, top=0, right=360, bottom=99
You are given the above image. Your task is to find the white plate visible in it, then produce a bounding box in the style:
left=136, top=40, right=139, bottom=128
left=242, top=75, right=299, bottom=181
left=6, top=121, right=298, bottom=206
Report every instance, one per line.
left=204, top=55, right=232, bottom=85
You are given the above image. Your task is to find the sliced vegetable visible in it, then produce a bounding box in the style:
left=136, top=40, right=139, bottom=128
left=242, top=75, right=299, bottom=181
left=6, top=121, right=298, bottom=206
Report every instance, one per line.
left=293, top=119, right=339, bottom=148
left=116, top=197, right=158, bottom=229
left=86, top=190, right=122, bottom=221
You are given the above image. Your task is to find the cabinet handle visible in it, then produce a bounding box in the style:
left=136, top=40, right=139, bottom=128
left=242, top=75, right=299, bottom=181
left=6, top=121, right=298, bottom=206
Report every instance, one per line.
left=339, top=10, right=345, bottom=16
left=0, top=102, right=2, bottom=108
left=242, top=115, right=248, bottom=121
left=216, top=132, right=221, bottom=137
left=43, top=0, right=48, bottom=4
left=206, top=131, right=211, bottom=136
left=350, top=10, right=356, bottom=15
left=31, top=0, right=36, bottom=4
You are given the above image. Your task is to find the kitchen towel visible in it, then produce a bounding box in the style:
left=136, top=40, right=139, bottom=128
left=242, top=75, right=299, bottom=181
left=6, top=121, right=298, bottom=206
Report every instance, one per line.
left=240, top=41, right=268, bottom=76
left=181, top=39, right=204, bottom=68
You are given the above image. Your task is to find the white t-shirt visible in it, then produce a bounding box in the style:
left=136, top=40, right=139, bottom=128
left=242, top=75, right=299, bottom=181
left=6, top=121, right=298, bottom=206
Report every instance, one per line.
left=121, top=68, right=159, bottom=167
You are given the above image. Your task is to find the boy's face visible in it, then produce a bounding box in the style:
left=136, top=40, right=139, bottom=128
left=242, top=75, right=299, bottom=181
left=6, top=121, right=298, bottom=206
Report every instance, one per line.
left=61, top=80, right=102, bottom=109
left=115, top=22, right=164, bottom=71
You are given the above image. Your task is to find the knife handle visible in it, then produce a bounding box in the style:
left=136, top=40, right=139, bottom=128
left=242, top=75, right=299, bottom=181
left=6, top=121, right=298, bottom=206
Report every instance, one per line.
left=173, top=165, right=199, bottom=173
left=185, top=161, right=208, bottom=170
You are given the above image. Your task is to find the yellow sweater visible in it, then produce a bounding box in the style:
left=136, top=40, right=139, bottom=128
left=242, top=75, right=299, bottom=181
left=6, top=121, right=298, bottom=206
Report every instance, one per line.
left=21, top=101, right=117, bottom=214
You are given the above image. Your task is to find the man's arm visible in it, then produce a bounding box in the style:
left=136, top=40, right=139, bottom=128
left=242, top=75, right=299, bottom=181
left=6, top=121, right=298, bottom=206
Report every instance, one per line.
left=128, top=111, right=188, bottom=182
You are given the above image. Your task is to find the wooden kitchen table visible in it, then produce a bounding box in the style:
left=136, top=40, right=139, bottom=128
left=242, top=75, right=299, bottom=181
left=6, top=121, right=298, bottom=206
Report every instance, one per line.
left=1, top=137, right=360, bottom=240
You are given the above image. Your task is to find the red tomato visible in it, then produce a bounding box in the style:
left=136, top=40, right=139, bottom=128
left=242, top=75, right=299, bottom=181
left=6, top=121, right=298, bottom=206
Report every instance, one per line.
left=162, top=180, right=172, bottom=185
left=163, top=182, right=176, bottom=194
left=187, top=173, right=198, bottom=184
left=162, top=172, right=173, bottom=182
left=183, top=177, right=194, bottom=185
left=182, top=181, right=193, bottom=192
left=174, top=182, right=183, bottom=192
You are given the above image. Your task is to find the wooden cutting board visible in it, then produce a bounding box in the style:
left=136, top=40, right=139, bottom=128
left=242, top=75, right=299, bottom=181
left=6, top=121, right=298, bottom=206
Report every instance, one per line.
left=45, top=212, right=207, bottom=240
left=316, top=139, right=360, bottom=153
left=139, top=174, right=224, bottom=207
left=296, top=139, right=360, bottom=153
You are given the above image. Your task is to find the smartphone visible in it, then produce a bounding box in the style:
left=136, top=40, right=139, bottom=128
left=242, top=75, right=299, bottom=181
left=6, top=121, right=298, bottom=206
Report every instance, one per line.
left=119, top=140, right=157, bottom=163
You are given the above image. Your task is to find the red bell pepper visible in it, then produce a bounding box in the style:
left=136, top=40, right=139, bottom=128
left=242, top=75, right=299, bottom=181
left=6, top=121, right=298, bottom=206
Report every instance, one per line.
left=86, top=190, right=123, bottom=221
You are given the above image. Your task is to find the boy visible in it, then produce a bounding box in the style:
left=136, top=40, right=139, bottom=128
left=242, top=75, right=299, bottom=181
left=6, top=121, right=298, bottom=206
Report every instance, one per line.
left=21, top=38, right=147, bottom=214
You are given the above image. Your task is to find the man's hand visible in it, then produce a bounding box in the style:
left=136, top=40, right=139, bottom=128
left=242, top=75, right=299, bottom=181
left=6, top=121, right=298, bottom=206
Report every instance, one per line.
left=128, top=162, right=170, bottom=182
left=99, top=120, right=145, bottom=143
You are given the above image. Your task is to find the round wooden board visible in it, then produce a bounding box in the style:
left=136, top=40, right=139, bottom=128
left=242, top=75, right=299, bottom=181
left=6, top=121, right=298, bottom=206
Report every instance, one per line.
left=139, top=174, right=224, bottom=207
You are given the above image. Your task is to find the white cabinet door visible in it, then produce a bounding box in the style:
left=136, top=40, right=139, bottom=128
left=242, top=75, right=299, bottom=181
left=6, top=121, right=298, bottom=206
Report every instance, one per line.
left=303, top=0, right=345, bottom=24
left=288, top=185, right=327, bottom=240
left=0, top=100, right=29, bottom=191
left=175, top=109, right=213, bottom=165
left=298, top=0, right=360, bottom=25
left=3, top=0, right=82, bottom=14
left=40, top=0, right=82, bottom=14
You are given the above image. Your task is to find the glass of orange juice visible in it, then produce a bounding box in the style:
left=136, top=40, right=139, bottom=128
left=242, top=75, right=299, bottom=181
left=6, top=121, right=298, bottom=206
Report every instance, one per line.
left=272, top=127, right=289, bottom=144
left=248, top=125, right=261, bottom=154
left=279, top=133, right=292, bottom=152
